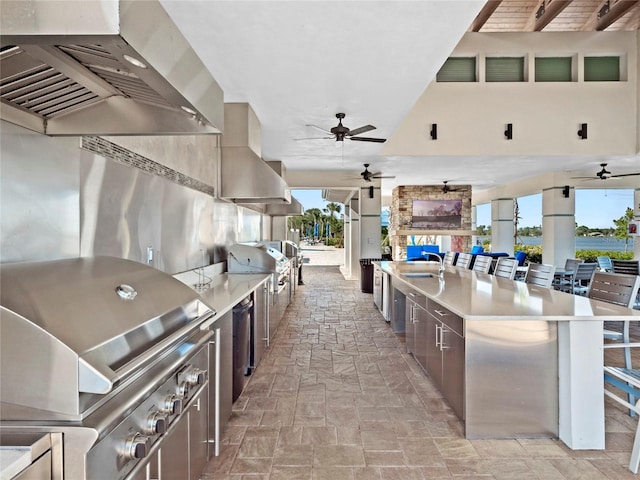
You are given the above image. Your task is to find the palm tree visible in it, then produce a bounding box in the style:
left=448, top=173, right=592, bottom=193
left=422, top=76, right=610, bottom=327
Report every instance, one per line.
left=324, top=202, right=342, bottom=219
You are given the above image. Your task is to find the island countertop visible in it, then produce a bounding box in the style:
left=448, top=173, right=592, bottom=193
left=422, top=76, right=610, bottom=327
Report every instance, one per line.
left=379, top=260, right=640, bottom=321
left=380, top=260, right=640, bottom=450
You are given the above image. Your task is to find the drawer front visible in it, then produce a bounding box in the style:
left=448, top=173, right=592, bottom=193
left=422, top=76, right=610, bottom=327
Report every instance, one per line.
left=406, top=290, right=427, bottom=310
left=428, top=302, right=463, bottom=337
left=14, top=451, right=51, bottom=480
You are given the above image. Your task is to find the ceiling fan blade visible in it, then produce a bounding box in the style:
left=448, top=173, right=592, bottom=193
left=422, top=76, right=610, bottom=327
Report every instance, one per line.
left=294, top=136, right=333, bottom=141
left=349, top=136, right=387, bottom=143
left=347, top=125, right=376, bottom=136
left=305, top=124, right=332, bottom=134
left=373, top=175, right=396, bottom=179
left=570, top=176, right=599, bottom=179
left=610, top=172, right=640, bottom=177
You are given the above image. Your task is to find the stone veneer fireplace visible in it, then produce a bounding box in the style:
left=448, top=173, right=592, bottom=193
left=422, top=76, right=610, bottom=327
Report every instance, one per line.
left=390, top=185, right=473, bottom=260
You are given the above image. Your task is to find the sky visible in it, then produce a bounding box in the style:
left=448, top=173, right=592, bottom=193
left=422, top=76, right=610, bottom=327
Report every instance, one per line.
left=292, top=188, right=635, bottom=229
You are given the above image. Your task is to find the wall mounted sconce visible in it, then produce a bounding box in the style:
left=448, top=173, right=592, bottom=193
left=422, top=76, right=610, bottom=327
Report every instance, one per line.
left=577, top=123, right=587, bottom=139
left=369, top=186, right=374, bottom=199
left=563, top=185, right=570, bottom=198
left=430, top=123, right=437, bottom=140
left=504, top=123, right=513, bottom=140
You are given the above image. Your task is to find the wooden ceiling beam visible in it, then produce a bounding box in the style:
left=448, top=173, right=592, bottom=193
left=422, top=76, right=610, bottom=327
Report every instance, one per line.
left=470, top=0, right=503, bottom=31
left=582, top=0, right=640, bottom=30
left=524, top=0, right=573, bottom=31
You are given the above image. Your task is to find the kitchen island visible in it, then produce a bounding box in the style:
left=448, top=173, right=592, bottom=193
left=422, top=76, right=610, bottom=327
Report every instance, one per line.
left=380, top=260, right=640, bottom=450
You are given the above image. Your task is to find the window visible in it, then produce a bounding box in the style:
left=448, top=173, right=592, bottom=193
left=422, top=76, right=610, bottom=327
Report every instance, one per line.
left=584, top=56, right=620, bottom=81
left=436, top=57, right=477, bottom=82
left=535, top=57, right=572, bottom=82
left=486, top=57, right=525, bottom=82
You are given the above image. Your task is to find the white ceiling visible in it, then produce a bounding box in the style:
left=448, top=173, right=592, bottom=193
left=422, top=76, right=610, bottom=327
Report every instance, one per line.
left=160, top=1, right=640, bottom=204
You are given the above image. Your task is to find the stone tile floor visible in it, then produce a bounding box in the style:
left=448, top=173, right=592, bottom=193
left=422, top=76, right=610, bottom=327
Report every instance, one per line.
left=201, top=264, right=640, bottom=479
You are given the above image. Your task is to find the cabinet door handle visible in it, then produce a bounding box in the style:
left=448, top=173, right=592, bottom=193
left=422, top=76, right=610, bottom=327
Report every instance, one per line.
left=435, top=324, right=441, bottom=348
left=440, top=325, right=450, bottom=351
left=434, top=309, right=449, bottom=317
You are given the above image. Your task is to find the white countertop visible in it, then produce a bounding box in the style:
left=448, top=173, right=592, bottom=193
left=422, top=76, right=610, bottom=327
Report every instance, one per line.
left=174, top=267, right=270, bottom=317
left=380, top=261, right=640, bottom=321
left=0, top=448, right=30, bottom=480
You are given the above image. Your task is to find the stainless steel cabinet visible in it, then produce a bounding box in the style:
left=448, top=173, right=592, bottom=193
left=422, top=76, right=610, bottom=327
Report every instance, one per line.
left=252, top=279, right=270, bottom=369
left=271, top=279, right=288, bottom=338
left=208, top=311, right=233, bottom=459
left=373, top=264, right=383, bottom=313
left=189, top=390, right=208, bottom=480
left=390, top=282, right=406, bottom=333
left=405, top=291, right=428, bottom=371
left=159, top=412, right=189, bottom=480
left=381, top=271, right=391, bottom=321
left=426, top=302, right=465, bottom=420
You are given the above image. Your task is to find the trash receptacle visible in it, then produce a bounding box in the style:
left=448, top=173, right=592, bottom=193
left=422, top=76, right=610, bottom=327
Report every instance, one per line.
left=360, top=258, right=381, bottom=293
left=232, top=297, right=253, bottom=402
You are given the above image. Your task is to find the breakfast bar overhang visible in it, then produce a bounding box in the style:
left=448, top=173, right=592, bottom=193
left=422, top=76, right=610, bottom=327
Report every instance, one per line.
left=380, top=260, right=640, bottom=450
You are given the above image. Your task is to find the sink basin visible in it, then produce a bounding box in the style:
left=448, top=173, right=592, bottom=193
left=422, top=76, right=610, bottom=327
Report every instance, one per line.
left=402, top=273, right=434, bottom=278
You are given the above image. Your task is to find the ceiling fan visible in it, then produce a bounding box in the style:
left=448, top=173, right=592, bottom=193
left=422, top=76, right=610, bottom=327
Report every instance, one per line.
left=441, top=181, right=463, bottom=193
left=300, top=113, right=386, bottom=143
left=572, top=163, right=640, bottom=181
left=361, top=164, right=395, bottom=182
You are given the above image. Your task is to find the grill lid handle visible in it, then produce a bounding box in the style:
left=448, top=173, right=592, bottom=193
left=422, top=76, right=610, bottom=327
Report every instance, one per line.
left=115, top=284, right=137, bottom=300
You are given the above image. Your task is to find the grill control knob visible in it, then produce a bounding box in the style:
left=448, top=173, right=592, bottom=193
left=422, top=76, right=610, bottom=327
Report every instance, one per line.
left=187, top=368, right=207, bottom=386
left=177, top=381, right=190, bottom=398
left=146, top=411, right=168, bottom=435
left=163, top=394, right=183, bottom=415
left=124, top=433, right=150, bottom=460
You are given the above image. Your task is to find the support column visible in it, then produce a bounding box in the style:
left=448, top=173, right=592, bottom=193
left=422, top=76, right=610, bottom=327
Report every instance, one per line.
left=359, top=185, right=382, bottom=259
left=349, top=197, right=360, bottom=280
left=344, top=205, right=351, bottom=277
left=634, top=188, right=640, bottom=260
left=471, top=205, right=478, bottom=247
left=491, top=198, right=515, bottom=255
left=542, top=186, right=575, bottom=268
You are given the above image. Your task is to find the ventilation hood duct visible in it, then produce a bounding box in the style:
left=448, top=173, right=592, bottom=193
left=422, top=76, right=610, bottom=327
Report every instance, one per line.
left=220, top=103, right=291, bottom=204
left=0, top=0, right=224, bottom=136
left=264, top=196, right=304, bottom=216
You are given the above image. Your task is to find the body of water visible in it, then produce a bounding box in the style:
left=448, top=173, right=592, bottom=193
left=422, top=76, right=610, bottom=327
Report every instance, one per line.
left=478, top=236, right=635, bottom=252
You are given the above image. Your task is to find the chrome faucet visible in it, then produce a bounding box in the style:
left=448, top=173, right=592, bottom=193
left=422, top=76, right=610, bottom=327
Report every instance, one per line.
left=422, top=251, right=445, bottom=277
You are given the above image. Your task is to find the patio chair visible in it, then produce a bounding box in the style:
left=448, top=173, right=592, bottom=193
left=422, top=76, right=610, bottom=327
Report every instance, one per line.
left=493, top=257, right=518, bottom=280
left=472, top=255, right=492, bottom=274
left=603, top=364, right=640, bottom=473
left=443, top=251, right=457, bottom=265
left=597, top=255, right=613, bottom=272
left=552, top=258, right=583, bottom=289
left=555, top=262, right=598, bottom=295
left=524, top=263, right=556, bottom=288
left=455, top=252, right=472, bottom=269
left=601, top=274, right=640, bottom=473
left=612, top=259, right=640, bottom=276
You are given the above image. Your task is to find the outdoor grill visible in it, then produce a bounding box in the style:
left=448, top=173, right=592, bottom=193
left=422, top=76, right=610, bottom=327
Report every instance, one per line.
left=0, top=256, right=217, bottom=480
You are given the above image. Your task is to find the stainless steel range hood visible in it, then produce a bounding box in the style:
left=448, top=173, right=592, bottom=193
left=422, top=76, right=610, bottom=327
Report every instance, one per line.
left=265, top=196, right=304, bottom=216
left=0, top=0, right=224, bottom=136
left=220, top=103, right=291, bottom=203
